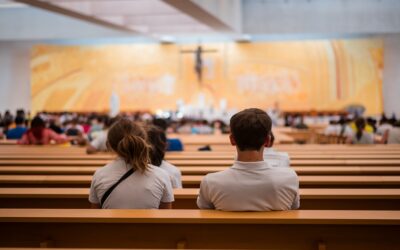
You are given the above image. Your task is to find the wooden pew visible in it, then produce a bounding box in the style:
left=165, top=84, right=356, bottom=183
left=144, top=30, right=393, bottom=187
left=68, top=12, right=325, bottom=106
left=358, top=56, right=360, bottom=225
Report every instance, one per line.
left=0, top=175, right=399, bottom=188
left=2, top=153, right=400, bottom=160
left=1, top=159, right=400, bottom=166
left=0, top=188, right=399, bottom=210
left=0, top=209, right=399, bottom=249
left=1, top=144, right=400, bottom=154
left=1, top=144, right=400, bottom=151
left=1, top=166, right=400, bottom=176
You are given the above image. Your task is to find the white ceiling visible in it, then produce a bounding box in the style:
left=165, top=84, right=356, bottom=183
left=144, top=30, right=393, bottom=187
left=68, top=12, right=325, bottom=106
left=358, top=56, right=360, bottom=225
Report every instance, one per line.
left=23, top=0, right=214, bottom=36
left=1, top=0, right=399, bottom=42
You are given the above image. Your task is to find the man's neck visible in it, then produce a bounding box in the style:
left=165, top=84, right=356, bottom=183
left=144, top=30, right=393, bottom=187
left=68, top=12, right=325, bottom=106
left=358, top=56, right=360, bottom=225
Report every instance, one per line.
left=236, top=149, right=264, bottom=162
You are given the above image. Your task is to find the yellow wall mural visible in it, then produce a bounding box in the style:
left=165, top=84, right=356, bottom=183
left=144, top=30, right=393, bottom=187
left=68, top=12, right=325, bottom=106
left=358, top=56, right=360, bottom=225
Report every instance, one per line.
left=31, top=39, right=383, bottom=115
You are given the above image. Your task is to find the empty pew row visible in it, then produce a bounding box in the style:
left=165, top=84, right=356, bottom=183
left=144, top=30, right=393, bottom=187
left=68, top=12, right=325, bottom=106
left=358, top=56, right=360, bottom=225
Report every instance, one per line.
left=0, top=188, right=399, bottom=210
left=1, top=159, right=400, bottom=167
left=0, top=175, right=400, bottom=188
left=0, top=209, right=399, bottom=249
left=1, top=166, right=400, bottom=176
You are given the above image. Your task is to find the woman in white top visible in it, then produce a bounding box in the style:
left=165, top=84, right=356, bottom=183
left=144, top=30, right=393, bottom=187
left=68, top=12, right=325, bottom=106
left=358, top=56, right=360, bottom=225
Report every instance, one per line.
left=347, top=118, right=374, bottom=144
left=89, top=119, right=174, bottom=209
left=146, top=125, right=182, bottom=188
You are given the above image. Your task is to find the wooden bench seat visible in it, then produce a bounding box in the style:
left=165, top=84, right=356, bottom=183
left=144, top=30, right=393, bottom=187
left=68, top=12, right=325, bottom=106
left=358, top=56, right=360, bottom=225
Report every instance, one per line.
left=1, top=144, right=400, bottom=153
left=0, top=175, right=399, bottom=188
left=1, top=159, right=400, bottom=167
left=2, top=154, right=400, bottom=160
left=0, top=188, right=399, bottom=210
left=1, top=166, right=400, bottom=176
left=0, top=209, right=399, bottom=249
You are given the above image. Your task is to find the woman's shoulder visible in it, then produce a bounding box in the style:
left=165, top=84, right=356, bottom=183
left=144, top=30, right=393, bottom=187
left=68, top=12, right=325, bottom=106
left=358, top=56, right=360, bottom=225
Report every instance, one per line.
left=93, top=159, right=125, bottom=178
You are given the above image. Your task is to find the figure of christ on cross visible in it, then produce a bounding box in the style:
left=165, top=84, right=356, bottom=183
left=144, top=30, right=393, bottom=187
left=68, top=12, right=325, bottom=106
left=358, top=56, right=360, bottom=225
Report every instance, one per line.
left=180, top=45, right=218, bottom=86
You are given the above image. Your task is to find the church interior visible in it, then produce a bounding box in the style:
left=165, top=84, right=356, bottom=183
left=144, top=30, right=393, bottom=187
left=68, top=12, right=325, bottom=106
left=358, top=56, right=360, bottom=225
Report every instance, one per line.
left=0, top=0, right=400, bottom=249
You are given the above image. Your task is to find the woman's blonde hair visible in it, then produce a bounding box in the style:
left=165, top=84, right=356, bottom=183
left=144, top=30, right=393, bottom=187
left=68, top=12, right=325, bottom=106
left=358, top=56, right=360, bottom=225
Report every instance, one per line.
left=107, top=118, right=151, bottom=173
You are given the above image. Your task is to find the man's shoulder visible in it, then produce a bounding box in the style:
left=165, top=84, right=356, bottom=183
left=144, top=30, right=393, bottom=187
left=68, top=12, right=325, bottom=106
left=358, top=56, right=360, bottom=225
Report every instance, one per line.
left=270, top=167, right=299, bottom=182
left=202, top=167, right=234, bottom=184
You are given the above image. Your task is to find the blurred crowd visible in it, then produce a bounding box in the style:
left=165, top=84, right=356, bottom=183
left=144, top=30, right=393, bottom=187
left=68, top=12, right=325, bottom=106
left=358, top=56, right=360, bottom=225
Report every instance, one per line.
left=323, top=114, right=400, bottom=144
left=0, top=109, right=399, bottom=146
left=0, top=110, right=229, bottom=150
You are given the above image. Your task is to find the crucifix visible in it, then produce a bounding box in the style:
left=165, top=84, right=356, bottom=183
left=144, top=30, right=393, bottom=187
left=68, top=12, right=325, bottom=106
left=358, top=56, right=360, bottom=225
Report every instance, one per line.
left=180, top=45, right=218, bottom=85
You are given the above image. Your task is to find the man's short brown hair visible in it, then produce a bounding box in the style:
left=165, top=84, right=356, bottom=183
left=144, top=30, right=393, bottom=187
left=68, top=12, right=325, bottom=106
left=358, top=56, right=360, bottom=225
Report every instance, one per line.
left=230, top=108, right=272, bottom=151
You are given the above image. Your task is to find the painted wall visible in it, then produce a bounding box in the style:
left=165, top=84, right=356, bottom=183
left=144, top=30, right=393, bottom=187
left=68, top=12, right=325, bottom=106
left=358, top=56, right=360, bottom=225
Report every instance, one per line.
left=30, top=39, right=383, bottom=114
left=0, top=42, right=32, bottom=113
left=2, top=36, right=398, bottom=117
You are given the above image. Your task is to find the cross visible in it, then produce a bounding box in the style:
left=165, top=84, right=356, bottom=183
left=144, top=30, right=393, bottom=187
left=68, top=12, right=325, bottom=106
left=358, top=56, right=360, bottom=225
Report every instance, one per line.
left=180, top=45, right=218, bottom=85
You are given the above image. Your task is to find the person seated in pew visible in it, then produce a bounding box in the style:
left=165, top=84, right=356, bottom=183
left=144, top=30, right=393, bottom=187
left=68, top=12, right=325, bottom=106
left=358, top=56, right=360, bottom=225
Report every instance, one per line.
left=347, top=117, right=374, bottom=144
left=146, top=125, right=182, bottom=188
left=65, top=119, right=84, bottom=137
left=86, top=117, right=118, bottom=154
left=153, top=118, right=183, bottom=151
left=383, top=121, right=400, bottom=144
left=376, top=116, right=392, bottom=136
left=89, top=119, right=174, bottom=209
left=263, top=132, right=290, bottom=168
left=324, top=120, right=340, bottom=135
left=338, top=117, right=353, bottom=138
left=18, top=116, right=70, bottom=145
left=5, top=116, right=27, bottom=140
left=87, top=116, right=104, bottom=140
left=197, top=108, right=300, bottom=211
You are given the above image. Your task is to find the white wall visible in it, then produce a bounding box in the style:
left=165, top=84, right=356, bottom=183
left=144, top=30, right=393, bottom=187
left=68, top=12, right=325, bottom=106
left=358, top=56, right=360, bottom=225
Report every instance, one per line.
left=383, top=34, right=400, bottom=117
left=191, top=0, right=242, bottom=32
left=243, top=0, right=400, bottom=36
left=0, top=42, right=32, bottom=113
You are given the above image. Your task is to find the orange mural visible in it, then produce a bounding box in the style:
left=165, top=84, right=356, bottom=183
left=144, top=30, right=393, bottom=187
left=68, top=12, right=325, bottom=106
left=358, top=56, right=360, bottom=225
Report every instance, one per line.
left=31, top=39, right=383, bottom=114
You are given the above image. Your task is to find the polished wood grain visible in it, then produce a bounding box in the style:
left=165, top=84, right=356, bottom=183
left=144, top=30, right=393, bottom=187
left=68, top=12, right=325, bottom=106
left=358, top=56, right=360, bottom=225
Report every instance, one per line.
left=0, top=166, right=400, bottom=175
left=0, top=175, right=400, bottom=188
left=0, top=209, right=399, bottom=249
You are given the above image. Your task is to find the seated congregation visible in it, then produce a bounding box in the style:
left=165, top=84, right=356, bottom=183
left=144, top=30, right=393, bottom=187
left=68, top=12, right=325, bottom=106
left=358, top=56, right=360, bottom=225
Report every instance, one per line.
left=0, top=109, right=399, bottom=249
left=88, top=108, right=299, bottom=211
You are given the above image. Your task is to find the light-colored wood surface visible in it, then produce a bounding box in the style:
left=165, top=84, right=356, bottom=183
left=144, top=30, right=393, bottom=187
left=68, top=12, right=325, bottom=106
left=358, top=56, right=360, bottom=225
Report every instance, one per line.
left=0, top=209, right=399, bottom=224
left=1, top=166, right=400, bottom=176
left=1, top=159, right=400, bottom=166
left=0, top=209, right=398, bottom=249
left=2, top=154, right=400, bottom=160
left=169, top=132, right=295, bottom=145
left=1, top=188, right=400, bottom=210
left=0, top=175, right=400, bottom=187
left=1, top=188, right=399, bottom=200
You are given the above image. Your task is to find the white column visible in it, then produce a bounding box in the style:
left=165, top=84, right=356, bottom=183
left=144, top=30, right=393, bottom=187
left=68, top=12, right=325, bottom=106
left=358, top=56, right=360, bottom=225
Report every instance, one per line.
left=383, top=34, right=400, bottom=117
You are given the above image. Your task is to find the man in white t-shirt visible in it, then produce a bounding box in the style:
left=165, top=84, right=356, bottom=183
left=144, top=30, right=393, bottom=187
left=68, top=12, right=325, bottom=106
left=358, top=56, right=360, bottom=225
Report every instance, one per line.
left=87, top=130, right=108, bottom=153
left=197, top=108, right=300, bottom=211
